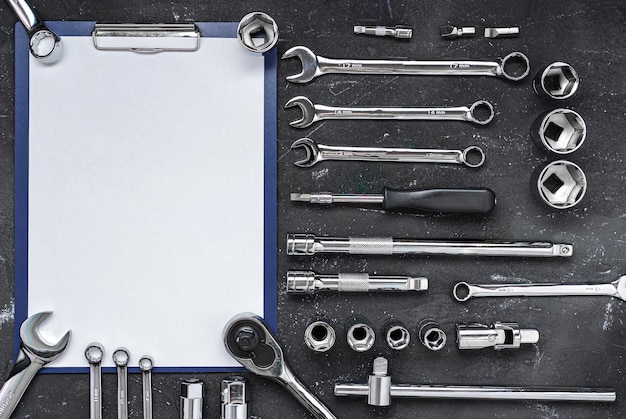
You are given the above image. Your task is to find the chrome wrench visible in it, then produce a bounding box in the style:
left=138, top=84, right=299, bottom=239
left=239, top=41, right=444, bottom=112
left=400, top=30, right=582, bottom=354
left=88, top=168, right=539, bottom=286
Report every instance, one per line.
left=290, top=138, right=485, bottom=168
left=85, top=343, right=104, bottom=419
left=283, top=46, right=530, bottom=83
left=0, top=312, right=71, bottom=419
left=286, top=96, right=494, bottom=128
left=223, top=313, right=337, bottom=419
left=5, top=0, right=62, bottom=63
left=287, top=234, right=573, bottom=258
left=113, top=348, right=130, bottom=419
left=139, top=356, right=154, bottom=419
left=453, top=275, right=626, bottom=302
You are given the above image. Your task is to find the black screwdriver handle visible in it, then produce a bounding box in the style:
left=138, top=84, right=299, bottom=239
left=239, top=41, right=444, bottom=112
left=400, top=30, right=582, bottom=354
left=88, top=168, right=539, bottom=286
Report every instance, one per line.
left=382, top=187, right=496, bottom=214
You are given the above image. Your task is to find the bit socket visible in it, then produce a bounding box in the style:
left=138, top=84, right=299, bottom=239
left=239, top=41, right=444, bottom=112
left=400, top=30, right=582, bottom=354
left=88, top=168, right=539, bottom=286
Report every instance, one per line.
left=440, top=24, right=476, bottom=39
left=484, top=27, right=520, bottom=38
left=354, top=25, right=412, bottom=39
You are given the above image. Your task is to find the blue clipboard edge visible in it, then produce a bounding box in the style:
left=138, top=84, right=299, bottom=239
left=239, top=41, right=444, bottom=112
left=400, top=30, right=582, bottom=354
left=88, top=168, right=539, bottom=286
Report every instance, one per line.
left=13, top=21, right=277, bottom=374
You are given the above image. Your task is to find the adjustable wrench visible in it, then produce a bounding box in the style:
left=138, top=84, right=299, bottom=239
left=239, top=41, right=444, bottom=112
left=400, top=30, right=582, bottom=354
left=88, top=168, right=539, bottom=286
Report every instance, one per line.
left=5, top=0, right=62, bottom=63
left=286, top=96, right=494, bottom=128
left=283, top=46, right=530, bottom=83
left=453, top=275, right=626, bottom=302
left=0, top=312, right=71, bottom=418
left=223, top=313, right=337, bottom=419
left=290, top=138, right=485, bottom=168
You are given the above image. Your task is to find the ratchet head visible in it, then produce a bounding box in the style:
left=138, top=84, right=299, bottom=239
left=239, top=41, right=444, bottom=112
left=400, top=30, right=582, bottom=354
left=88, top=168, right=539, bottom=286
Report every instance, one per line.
left=285, top=96, right=317, bottom=128
left=613, top=276, right=626, bottom=301
left=20, top=311, right=71, bottom=362
left=223, top=313, right=286, bottom=379
left=291, top=137, right=321, bottom=167
left=282, top=46, right=319, bottom=83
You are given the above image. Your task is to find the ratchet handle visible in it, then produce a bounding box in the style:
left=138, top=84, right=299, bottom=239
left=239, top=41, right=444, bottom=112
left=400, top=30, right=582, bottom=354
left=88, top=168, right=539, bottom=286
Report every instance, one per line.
left=277, top=372, right=337, bottom=419
left=382, top=187, right=496, bottom=214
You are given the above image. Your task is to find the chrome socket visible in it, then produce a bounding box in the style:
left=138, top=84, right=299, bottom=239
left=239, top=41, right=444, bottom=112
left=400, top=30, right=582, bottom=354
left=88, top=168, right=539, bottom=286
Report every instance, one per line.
left=237, top=12, right=278, bottom=53
left=221, top=376, right=248, bottom=419
left=417, top=319, right=447, bottom=351
left=531, top=109, right=586, bottom=154
left=345, top=315, right=376, bottom=352
left=533, top=62, right=580, bottom=100
left=382, top=319, right=411, bottom=350
left=180, top=378, right=204, bottom=419
left=532, top=160, right=587, bottom=209
left=304, top=317, right=336, bottom=353
left=457, top=322, right=539, bottom=350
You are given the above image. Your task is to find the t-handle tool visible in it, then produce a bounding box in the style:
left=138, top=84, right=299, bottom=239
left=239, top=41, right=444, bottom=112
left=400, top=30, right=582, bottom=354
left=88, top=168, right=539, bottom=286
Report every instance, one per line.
left=453, top=275, right=626, bottom=302
left=0, top=311, right=71, bottom=419
left=5, top=0, right=62, bottom=63
left=335, top=357, right=616, bottom=405
left=291, top=187, right=495, bottom=214
left=223, top=313, right=337, bottom=419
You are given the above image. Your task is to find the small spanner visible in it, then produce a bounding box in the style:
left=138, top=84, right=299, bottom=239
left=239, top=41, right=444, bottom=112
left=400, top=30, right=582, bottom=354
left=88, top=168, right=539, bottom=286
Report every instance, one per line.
left=85, top=342, right=104, bottom=419
left=453, top=275, right=626, bottom=302
left=0, top=311, right=71, bottom=419
left=223, top=313, right=337, bottom=419
left=291, top=137, right=485, bottom=168
left=283, top=46, right=530, bottom=83
left=285, top=96, right=494, bottom=128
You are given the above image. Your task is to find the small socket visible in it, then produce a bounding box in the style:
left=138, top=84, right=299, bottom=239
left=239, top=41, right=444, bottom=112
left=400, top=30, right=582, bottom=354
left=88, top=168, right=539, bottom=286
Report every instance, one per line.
left=304, top=318, right=336, bottom=352
left=345, top=315, right=375, bottom=352
left=382, top=319, right=410, bottom=350
left=417, top=319, right=447, bottom=351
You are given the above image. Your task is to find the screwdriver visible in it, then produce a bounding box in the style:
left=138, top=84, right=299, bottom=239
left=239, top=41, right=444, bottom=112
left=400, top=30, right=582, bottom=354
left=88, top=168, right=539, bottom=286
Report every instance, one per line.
left=291, top=187, right=496, bottom=214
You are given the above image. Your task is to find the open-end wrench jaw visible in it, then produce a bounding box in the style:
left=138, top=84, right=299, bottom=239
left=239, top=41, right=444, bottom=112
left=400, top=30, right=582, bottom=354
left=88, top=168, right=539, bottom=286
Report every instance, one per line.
left=291, top=138, right=320, bottom=168
left=282, top=46, right=320, bottom=83
left=20, top=311, right=71, bottom=361
left=613, top=275, right=626, bottom=301
left=285, top=96, right=317, bottom=128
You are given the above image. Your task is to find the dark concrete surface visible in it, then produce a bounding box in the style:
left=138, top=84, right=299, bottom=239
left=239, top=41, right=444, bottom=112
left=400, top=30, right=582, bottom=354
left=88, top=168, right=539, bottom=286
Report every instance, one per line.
left=1, top=1, right=625, bottom=418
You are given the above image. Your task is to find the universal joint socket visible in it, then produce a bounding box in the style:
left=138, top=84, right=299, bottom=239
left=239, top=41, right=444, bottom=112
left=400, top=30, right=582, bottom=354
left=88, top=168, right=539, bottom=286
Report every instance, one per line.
left=221, top=376, right=248, bottom=419
left=457, top=322, right=539, bottom=350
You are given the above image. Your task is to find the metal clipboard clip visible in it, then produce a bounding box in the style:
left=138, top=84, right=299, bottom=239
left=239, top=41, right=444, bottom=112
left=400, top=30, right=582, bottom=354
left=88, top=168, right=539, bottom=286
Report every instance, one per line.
left=92, top=23, right=201, bottom=52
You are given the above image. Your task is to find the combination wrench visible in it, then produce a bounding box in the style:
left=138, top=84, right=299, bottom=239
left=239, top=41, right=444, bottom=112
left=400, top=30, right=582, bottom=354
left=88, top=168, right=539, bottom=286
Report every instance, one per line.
left=0, top=312, right=71, bottom=419
left=283, top=46, right=530, bottom=83
left=223, top=313, right=337, bottom=419
left=453, top=275, right=626, bottom=302
left=286, top=96, right=494, bottom=128
left=85, top=343, right=104, bottom=419
left=290, top=137, right=485, bottom=168
left=113, top=348, right=130, bottom=419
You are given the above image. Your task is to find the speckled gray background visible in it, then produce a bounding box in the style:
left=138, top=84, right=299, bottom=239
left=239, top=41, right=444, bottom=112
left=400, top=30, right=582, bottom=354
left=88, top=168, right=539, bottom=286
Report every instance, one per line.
left=0, top=1, right=625, bottom=418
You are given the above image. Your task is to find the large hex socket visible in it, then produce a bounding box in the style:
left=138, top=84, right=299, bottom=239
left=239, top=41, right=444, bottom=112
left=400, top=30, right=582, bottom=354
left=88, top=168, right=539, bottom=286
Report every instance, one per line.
left=531, top=109, right=586, bottom=154
left=304, top=317, right=336, bottom=353
left=345, top=315, right=375, bottom=352
left=533, top=62, right=579, bottom=100
left=531, top=160, right=587, bottom=209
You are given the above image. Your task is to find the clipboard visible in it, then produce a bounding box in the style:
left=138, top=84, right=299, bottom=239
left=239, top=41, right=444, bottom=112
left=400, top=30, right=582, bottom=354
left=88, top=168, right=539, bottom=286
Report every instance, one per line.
left=14, top=21, right=277, bottom=373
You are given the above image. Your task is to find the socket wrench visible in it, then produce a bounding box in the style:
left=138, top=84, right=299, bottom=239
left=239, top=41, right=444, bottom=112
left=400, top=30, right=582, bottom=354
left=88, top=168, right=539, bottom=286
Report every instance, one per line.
left=283, top=46, right=530, bottom=83
left=286, top=96, right=494, bottom=128
left=85, top=343, right=104, bottom=419
left=286, top=234, right=573, bottom=258
left=453, top=275, right=626, bottom=302
left=335, top=357, right=616, bottom=405
left=5, top=0, right=62, bottom=63
left=223, top=313, right=337, bottom=419
left=291, top=138, right=485, bottom=168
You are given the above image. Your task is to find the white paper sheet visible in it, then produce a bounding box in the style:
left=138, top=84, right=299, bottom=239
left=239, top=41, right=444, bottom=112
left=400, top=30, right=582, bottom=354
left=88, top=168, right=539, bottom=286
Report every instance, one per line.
left=27, top=36, right=266, bottom=369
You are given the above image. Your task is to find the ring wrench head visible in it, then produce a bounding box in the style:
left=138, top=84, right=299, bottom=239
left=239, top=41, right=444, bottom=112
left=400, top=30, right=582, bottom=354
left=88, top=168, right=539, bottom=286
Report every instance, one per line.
left=291, top=138, right=320, bottom=167
left=460, top=146, right=486, bottom=168
left=499, top=52, right=531, bottom=81
left=237, top=12, right=278, bottom=53
left=285, top=96, right=316, bottom=128
left=531, top=109, right=586, bottom=155
left=20, top=311, right=71, bottom=361
left=468, top=101, right=495, bottom=125
left=282, top=46, right=319, bottom=83
left=453, top=282, right=472, bottom=302
left=84, top=342, right=104, bottom=365
left=29, top=29, right=63, bottom=64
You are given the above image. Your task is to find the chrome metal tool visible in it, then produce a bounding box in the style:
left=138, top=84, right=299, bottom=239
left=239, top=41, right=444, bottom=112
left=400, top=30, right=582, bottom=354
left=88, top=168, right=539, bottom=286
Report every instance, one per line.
left=456, top=322, right=539, bottom=350
left=180, top=378, right=203, bottom=419
left=283, top=46, right=529, bottom=83
left=5, top=0, right=62, bottom=63
left=345, top=316, right=376, bottom=352
left=113, top=348, right=130, bottom=419
left=291, top=187, right=495, bottom=214
left=440, top=24, right=476, bottom=39
left=383, top=319, right=411, bottom=351
left=484, top=27, right=520, bottom=38
left=0, top=312, right=71, bottom=419
left=533, top=62, right=579, bottom=100
left=417, top=319, right=447, bottom=351
left=286, top=97, right=495, bottom=128
left=354, top=25, right=412, bottom=39
left=85, top=343, right=104, bottom=419
left=304, top=317, right=336, bottom=353
left=453, top=276, right=626, bottom=302
left=223, top=313, right=337, bottom=419
left=221, top=377, right=248, bottom=419
left=290, top=138, right=486, bottom=167
left=286, top=234, right=573, bottom=258
left=287, top=271, right=428, bottom=293
left=139, top=356, right=154, bottom=419
left=335, top=357, right=616, bottom=405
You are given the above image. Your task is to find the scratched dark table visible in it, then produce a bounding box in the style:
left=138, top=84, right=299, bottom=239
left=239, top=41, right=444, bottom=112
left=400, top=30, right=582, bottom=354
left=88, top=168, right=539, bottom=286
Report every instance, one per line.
left=1, top=1, right=625, bottom=418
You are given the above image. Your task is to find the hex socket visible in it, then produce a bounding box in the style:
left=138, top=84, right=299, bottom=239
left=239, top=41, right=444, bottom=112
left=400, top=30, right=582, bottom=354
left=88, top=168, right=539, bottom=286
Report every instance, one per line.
left=531, top=160, right=587, bottom=209
left=531, top=109, right=586, bottom=154
left=304, top=316, right=336, bottom=353
left=382, top=319, right=410, bottom=350
left=533, top=62, right=579, bottom=100
left=417, top=319, right=447, bottom=351
left=345, top=315, right=375, bottom=352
